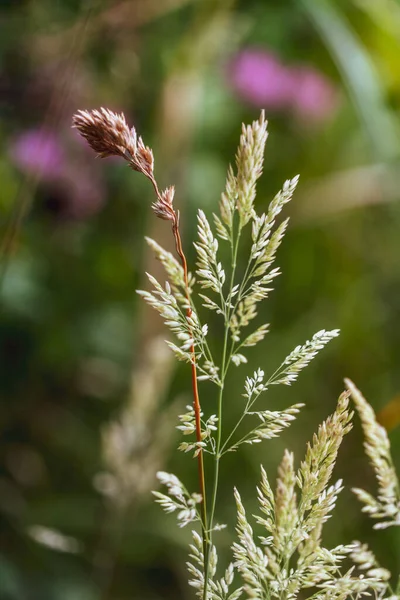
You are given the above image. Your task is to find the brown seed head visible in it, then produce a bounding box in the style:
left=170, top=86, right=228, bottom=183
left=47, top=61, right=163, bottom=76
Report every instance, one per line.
left=72, top=108, right=137, bottom=159
left=161, top=186, right=175, bottom=207
left=151, top=199, right=175, bottom=222
left=132, top=137, right=154, bottom=177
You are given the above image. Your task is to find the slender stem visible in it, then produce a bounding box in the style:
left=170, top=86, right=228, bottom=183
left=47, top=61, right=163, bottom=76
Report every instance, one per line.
left=174, top=220, right=211, bottom=600
left=149, top=176, right=209, bottom=594
left=221, top=357, right=292, bottom=455
left=221, top=385, right=269, bottom=455
left=220, top=386, right=255, bottom=456
left=220, top=411, right=246, bottom=455
left=206, top=222, right=242, bottom=585
left=208, top=328, right=228, bottom=527
left=222, top=421, right=264, bottom=453
left=172, top=220, right=208, bottom=528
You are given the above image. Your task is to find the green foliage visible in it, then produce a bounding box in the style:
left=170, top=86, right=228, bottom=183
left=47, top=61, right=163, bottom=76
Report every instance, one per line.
left=1, top=2, right=400, bottom=599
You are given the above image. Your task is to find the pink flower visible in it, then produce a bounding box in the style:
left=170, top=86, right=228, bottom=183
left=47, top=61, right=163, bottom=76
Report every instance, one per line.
left=9, top=129, right=65, bottom=178
left=9, top=128, right=105, bottom=219
left=291, top=67, right=339, bottom=121
left=228, top=49, right=294, bottom=109
left=227, top=48, right=339, bottom=123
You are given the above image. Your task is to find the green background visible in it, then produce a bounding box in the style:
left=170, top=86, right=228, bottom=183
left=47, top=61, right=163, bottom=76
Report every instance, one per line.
left=0, top=1, right=399, bottom=598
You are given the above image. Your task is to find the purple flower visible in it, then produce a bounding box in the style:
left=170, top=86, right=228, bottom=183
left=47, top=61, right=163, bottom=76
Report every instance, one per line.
left=228, top=49, right=294, bottom=109
left=227, top=48, right=339, bottom=123
left=291, top=67, right=339, bottom=121
left=9, top=127, right=105, bottom=220
left=9, top=129, right=65, bottom=178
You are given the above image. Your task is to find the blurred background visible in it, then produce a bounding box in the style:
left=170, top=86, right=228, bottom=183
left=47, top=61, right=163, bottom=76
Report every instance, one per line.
left=0, top=0, right=400, bottom=598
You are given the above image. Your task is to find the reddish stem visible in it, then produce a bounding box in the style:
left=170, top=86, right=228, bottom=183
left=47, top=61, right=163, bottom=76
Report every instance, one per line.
left=149, top=176, right=208, bottom=535
left=172, top=220, right=208, bottom=520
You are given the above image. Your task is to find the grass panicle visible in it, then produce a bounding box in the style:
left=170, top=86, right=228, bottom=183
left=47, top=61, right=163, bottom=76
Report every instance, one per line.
left=73, top=108, right=399, bottom=600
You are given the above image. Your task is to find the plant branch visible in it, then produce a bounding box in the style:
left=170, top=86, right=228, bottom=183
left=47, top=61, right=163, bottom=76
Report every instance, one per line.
left=150, top=176, right=211, bottom=600
left=206, top=220, right=242, bottom=595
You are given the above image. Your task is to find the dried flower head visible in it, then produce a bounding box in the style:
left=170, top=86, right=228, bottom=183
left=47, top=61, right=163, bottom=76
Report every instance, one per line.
left=72, top=108, right=137, bottom=160
left=9, top=128, right=65, bottom=177
left=72, top=108, right=167, bottom=220
left=151, top=186, right=176, bottom=221
left=135, top=136, right=154, bottom=177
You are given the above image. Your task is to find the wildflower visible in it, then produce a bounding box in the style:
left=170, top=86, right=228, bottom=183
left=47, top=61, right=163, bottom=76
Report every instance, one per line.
left=227, top=47, right=339, bottom=123
left=292, top=66, right=339, bottom=122
left=227, top=49, right=294, bottom=109
left=9, top=129, right=65, bottom=178
left=9, top=127, right=104, bottom=219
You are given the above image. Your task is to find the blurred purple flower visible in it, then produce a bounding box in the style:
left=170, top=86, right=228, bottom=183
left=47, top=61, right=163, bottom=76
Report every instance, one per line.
left=9, top=128, right=105, bottom=220
left=228, top=49, right=294, bottom=109
left=34, top=163, right=105, bottom=220
left=9, top=129, right=65, bottom=178
left=227, top=48, right=339, bottom=123
left=292, top=67, right=339, bottom=121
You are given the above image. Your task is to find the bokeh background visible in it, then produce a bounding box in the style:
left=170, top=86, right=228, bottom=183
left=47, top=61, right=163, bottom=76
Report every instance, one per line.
left=1, top=1, right=400, bottom=598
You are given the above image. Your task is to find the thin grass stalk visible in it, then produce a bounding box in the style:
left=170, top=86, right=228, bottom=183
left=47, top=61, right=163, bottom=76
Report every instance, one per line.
left=149, top=177, right=210, bottom=566
left=206, top=219, right=242, bottom=596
